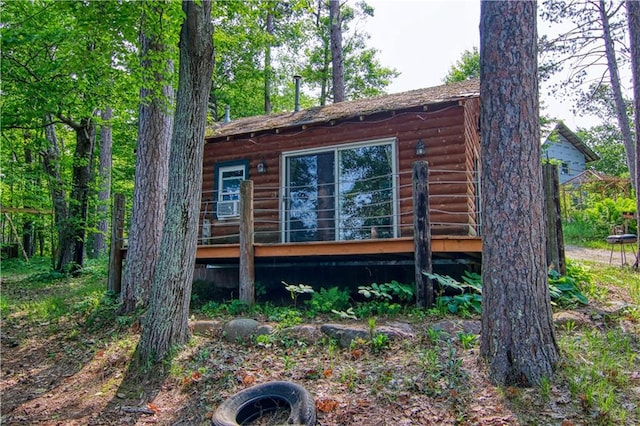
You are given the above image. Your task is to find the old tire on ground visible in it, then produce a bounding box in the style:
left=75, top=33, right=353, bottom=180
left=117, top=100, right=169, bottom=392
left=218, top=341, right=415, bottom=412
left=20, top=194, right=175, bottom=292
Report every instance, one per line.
left=211, top=381, right=316, bottom=426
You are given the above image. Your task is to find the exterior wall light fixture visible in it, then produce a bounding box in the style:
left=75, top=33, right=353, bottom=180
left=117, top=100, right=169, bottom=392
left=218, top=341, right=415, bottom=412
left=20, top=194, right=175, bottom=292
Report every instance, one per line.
left=257, top=161, right=267, bottom=174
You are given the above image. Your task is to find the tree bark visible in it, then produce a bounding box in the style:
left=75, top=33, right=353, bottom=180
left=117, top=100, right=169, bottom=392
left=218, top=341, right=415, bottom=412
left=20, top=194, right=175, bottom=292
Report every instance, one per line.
left=479, top=0, right=559, bottom=386
left=329, top=0, right=344, bottom=103
left=138, top=0, right=214, bottom=362
left=599, top=0, right=636, bottom=188
left=91, top=107, right=113, bottom=258
left=120, top=5, right=174, bottom=313
left=48, top=114, right=96, bottom=274
left=626, top=0, right=640, bottom=268
left=41, top=116, right=68, bottom=265
left=22, top=145, right=35, bottom=258
left=264, top=11, right=274, bottom=114
left=64, top=117, right=96, bottom=274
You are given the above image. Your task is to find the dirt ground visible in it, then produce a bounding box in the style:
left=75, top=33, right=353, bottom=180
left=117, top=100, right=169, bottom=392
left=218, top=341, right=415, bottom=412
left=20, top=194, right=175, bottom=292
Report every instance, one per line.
left=565, top=244, right=636, bottom=265
left=1, top=248, right=637, bottom=425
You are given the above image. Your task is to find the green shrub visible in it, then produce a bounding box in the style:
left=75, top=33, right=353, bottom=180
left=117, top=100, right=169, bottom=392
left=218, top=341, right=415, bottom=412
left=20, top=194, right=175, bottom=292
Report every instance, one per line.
left=270, top=308, right=303, bottom=328
left=426, top=271, right=482, bottom=316
left=353, top=300, right=402, bottom=318
left=425, top=266, right=588, bottom=314
left=548, top=262, right=590, bottom=307
left=358, top=280, right=415, bottom=302
left=566, top=196, right=636, bottom=242
left=305, top=287, right=351, bottom=314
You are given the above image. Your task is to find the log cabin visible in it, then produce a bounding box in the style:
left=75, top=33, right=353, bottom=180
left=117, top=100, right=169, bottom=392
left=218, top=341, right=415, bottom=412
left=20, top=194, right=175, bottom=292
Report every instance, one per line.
left=194, top=79, right=482, bottom=291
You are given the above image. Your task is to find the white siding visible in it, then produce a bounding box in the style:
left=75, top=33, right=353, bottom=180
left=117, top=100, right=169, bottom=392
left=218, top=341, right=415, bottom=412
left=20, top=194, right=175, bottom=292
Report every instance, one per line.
left=542, top=133, right=587, bottom=183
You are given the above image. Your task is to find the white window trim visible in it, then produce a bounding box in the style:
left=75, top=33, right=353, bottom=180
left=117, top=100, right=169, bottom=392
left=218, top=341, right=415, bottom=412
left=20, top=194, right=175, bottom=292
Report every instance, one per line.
left=216, top=164, right=246, bottom=219
left=280, top=137, right=398, bottom=242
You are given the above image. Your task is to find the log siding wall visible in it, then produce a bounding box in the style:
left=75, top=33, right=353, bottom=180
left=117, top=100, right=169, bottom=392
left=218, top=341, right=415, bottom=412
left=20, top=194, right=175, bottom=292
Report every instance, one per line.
left=201, top=99, right=481, bottom=245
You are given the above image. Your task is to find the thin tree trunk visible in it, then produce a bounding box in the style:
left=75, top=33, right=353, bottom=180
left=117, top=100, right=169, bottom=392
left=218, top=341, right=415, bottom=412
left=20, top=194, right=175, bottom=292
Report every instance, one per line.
left=120, top=4, right=174, bottom=312
left=320, top=39, right=329, bottom=106
left=264, top=11, right=274, bottom=114
left=92, top=107, right=113, bottom=258
left=22, top=145, right=35, bottom=258
left=479, top=0, right=559, bottom=386
left=316, top=0, right=328, bottom=106
left=138, top=0, right=214, bottom=362
left=40, top=116, right=68, bottom=268
left=329, top=0, right=344, bottom=103
left=599, top=0, right=636, bottom=187
left=626, top=0, right=640, bottom=268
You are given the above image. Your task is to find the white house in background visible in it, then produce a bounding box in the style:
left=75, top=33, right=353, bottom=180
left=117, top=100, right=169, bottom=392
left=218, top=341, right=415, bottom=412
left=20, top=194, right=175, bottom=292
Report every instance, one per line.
left=541, top=121, right=599, bottom=183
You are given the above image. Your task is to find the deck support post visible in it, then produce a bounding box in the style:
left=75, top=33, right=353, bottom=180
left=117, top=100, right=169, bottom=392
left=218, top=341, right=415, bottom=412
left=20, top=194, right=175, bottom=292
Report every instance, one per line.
left=413, top=161, right=433, bottom=307
left=543, top=163, right=566, bottom=274
left=239, top=180, right=255, bottom=306
left=108, top=193, right=125, bottom=293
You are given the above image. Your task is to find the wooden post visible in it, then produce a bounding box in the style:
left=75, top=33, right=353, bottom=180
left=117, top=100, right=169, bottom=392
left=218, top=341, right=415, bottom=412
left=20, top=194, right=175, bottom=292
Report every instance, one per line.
left=543, top=164, right=566, bottom=275
left=239, top=180, right=255, bottom=306
left=413, top=161, right=433, bottom=307
left=108, top=194, right=125, bottom=293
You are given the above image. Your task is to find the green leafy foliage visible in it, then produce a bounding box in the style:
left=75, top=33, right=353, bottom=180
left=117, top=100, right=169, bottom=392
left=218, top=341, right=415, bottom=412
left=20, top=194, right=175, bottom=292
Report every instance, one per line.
left=426, top=266, right=589, bottom=314
left=282, top=281, right=315, bottom=307
left=443, top=47, right=480, bottom=84
left=578, top=124, right=630, bottom=177
left=426, top=271, right=482, bottom=316
left=565, top=196, right=636, bottom=242
left=352, top=300, right=402, bottom=318
left=548, top=262, right=590, bottom=307
left=370, top=332, right=389, bottom=353
left=271, top=308, right=303, bottom=328
left=305, top=287, right=351, bottom=314
left=358, top=283, right=392, bottom=300
left=331, top=307, right=357, bottom=320
left=358, top=280, right=415, bottom=302
left=299, top=0, right=398, bottom=105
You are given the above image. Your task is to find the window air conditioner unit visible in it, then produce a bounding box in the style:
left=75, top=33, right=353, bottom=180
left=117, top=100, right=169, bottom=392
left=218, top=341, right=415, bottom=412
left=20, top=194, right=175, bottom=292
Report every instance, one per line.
left=217, top=200, right=239, bottom=218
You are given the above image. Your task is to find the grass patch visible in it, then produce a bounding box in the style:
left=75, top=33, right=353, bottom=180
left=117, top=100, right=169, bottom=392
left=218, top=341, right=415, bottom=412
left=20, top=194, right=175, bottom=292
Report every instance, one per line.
left=557, top=327, right=639, bottom=424
left=1, top=253, right=639, bottom=425
left=2, top=257, right=110, bottom=324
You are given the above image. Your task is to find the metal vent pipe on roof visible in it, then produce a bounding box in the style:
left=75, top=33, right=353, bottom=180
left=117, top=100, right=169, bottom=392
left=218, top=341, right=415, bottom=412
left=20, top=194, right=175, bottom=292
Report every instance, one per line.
left=224, top=105, right=230, bottom=123
left=293, top=75, right=301, bottom=112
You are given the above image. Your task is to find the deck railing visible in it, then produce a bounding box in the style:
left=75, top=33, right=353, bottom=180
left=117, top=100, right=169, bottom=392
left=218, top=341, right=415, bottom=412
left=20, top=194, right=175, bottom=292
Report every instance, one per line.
left=198, top=165, right=480, bottom=245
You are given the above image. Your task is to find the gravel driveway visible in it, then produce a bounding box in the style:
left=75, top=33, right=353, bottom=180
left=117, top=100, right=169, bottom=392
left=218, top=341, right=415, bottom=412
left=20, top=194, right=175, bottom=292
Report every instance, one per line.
left=565, top=244, right=637, bottom=265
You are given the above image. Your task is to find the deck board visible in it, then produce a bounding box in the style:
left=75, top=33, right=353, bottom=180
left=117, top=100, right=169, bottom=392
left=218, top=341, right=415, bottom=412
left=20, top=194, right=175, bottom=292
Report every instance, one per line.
left=195, top=236, right=481, bottom=259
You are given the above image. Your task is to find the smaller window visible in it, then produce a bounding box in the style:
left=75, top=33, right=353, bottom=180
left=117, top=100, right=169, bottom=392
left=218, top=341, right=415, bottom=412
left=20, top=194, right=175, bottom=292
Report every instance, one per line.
left=215, top=162, right=247, bottom=219
left=561, top=162, right=569, bottom=175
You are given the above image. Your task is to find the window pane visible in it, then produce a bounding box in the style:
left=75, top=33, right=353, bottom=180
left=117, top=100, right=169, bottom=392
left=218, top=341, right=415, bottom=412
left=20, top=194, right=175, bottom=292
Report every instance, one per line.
left=222, top=169, right=244, bottom=179
left=286, top=152, right=335, bottom=242
left=221, top=179, right=240, bottom=194
left=218, top=166, right=245, bottom=202
left=338, top=144, right=393, bottom=240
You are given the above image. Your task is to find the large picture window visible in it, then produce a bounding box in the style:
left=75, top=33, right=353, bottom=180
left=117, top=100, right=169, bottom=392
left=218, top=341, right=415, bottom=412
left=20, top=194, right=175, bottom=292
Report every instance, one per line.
left=283, top=139, right=397, bottom=242
left=215, top=161, right=247, bottom=219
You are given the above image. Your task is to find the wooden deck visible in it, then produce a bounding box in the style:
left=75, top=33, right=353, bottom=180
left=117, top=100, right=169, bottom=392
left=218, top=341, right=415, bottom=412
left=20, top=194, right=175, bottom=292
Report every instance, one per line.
left=195, top=236, right=482, bottom=260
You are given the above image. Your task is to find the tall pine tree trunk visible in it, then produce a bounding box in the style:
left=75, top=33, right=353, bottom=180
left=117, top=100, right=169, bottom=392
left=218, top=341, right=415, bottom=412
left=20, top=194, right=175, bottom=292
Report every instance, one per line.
left=329, top=0, right=344, bottom=103
left=264, top=11, right=274, bottom=114
left=599, top=0, right=636, bottom=187
left=120, top=4, right=174, bottom=313
left=479, top=0, right=559, bottom=386
left=92, top=107, right=112, bottom=258
left=138, top=0, right=214, bottom=362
